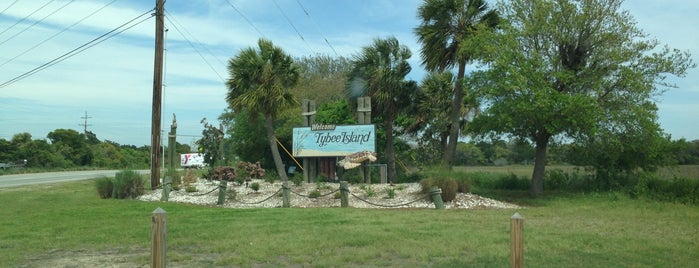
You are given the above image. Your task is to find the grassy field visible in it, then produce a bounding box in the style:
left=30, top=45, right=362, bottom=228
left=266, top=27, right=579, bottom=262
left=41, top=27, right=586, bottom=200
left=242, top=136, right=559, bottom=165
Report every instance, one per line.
left=1, top=179, right=698, bottom=267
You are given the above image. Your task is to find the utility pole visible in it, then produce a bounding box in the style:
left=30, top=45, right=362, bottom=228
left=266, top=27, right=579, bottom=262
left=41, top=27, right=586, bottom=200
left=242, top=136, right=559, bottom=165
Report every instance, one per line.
left=79, top=111, right=92, bottom=134
left=150, top=0, right=165, bottom=189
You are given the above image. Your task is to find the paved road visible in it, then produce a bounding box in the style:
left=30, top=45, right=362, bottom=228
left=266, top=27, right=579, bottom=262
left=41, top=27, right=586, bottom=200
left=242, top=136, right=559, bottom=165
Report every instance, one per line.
left=0, top=170, right=149, bottom=188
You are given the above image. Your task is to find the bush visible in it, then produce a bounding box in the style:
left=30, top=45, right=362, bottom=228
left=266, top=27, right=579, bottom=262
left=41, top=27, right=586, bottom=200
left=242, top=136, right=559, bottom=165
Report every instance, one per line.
left=183, top=169, right=198, bottom=185
left=309, top=190, right=321, bottom=198
left=95, top=176, right=114, bottom=199
left=211, top=166, right=237, bottom=181
left=420, top=177, right=458, bottom=202
left=185, top=186, right=197, bottom=193
left=385, top=187, right=396, bottom=199
left=493, top=173, right=529, bottom=191
left=250, top=182, right=261, bottom=192
left=456, top=177, right=472, bottom=193
left=112, top=170, right=145, bottom=199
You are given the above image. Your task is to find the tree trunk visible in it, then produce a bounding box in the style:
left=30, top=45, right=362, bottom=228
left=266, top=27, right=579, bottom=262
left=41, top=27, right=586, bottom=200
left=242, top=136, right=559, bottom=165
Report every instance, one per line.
left=264, top=113, right=288, bottom=182
left=443, top=62, right=467, bottom=169
left=531, top=131, right=550, bottom=196
left=385, top=117, right=397, bottom=184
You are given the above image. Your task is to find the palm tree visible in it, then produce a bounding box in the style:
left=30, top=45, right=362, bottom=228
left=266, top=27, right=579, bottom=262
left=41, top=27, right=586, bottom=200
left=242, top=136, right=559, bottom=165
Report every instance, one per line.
left=414, top=0, right=499, bottom=168
left=226, top=38, right=299, bottom=182
left=349, top=37, right=415, bottom=184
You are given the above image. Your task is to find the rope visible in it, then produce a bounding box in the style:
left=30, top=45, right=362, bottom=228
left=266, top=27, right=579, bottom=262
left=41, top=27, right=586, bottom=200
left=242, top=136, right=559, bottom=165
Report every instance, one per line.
left=349, top=192, right=430, bottom=208
left=232, top=188, right=283, bottom=205
left=288, top=187, right=339, bottom=198
left=170, top=185, right=219, bottom=196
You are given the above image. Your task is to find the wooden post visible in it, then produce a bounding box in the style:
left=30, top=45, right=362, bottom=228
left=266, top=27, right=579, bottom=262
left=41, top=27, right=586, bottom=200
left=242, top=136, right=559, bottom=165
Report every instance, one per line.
left=301, top=99, right=317, bottom=183
left=340, top=181, right=349, bottom=208
left=150, top=0, right=165, bottom=190
left=160, top=176, right=171, bottom=202
left=217, top=180, right=227, bottom=205
left=510, top=212, right=524, bottom=268
left=151, top=207, right=167, bottom=268
left=430, top=186, right=444, bottom=209
left=357, top=97, right=371, bottom=184
left=282, top=181, right=291, bottom=208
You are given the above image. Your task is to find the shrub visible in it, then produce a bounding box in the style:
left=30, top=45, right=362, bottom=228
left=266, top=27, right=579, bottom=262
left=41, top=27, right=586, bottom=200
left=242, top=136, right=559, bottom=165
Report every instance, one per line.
left=250, top=182, right=261, bottom=192
left=494, top=173, right=529, bottom=191
left=95, top=176, right=114, bottom=199
left=112, top=170, right=145, bottom=199
left=238, top=161, right=266, bottom=180
left=362, top=185, right=376, bottom=197
left=183, top=169, right=198, bottom=185
left=385, top=187, right=396, bottom=199
left=292, top=174, right=304, bottom=186
left=456, top=177, right=472, bottom=193
left=420, top=177, right=458, bottom=202
left=185, top=186, right=197, bottom=193
left=309, top=190, right=321, bottom=198
left=211, top=166, right=237, bottom=181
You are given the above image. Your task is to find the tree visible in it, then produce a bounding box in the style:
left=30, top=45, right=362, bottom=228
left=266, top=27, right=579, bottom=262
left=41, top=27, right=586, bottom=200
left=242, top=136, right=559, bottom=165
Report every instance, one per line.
left=47, top=128, right=92, bottom=166
left=349, top=37, right=417, bottom=184
left=198, top=118, right=225, bottom=168
left=471, top=0, right=694, bottom=195
left=415, top=0, right=500, bottom=168
left=226, top=38, right=299, bottom=182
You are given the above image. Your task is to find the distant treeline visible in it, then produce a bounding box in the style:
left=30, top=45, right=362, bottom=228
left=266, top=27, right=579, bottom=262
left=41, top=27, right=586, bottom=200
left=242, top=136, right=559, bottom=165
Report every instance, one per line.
left=1, top=128, right=698, bottom=171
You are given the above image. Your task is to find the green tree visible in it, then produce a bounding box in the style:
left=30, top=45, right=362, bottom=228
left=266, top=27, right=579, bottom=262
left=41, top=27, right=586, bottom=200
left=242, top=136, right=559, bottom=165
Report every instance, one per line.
left=471, top=0, right=694, bottom=195
left=47, top=129, right=92, bottom=166
left=415, top=0, right=500, bottom=168
left=197, top=118, right=225, bottom=167
left=349, top=37, right=417, bottom=184
left=226, top=38, right=299, bottom=182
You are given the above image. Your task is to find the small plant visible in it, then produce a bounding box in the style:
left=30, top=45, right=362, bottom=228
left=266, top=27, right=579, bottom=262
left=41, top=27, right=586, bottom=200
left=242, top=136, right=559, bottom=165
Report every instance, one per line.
left=385, top=187, right=396, bottom=199
left=250, top=182, right=261, bottom=192
left=292, top=175, right=304, bottom=186
left=334, top=191, right=341, bottom=199
left=363, top=185, right=376, bottom=197
left=226, top=188, right=237, bottom=200
left=316, top=181, right=330, bottom=190
left=309, top=190, right=321, bottom=198
left=185, top=186, right=197, bottom=193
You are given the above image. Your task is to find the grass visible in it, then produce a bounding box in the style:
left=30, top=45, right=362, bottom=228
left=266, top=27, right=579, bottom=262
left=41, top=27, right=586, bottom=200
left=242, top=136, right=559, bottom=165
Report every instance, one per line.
left=1, top=179, right=698, bottom=267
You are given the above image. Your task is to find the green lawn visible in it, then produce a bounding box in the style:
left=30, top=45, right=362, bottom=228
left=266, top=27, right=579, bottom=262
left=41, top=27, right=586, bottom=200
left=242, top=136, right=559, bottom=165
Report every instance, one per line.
left=1, top=179, right=698, bottom=267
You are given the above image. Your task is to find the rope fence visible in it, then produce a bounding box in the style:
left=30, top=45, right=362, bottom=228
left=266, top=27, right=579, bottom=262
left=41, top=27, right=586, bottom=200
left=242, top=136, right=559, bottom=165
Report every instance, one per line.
left=156, top=180, right=445, bottom=209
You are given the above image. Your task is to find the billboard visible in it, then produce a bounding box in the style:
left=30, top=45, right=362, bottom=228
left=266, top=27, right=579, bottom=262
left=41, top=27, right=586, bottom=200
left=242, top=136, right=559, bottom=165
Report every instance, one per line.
left=293, top=124, right=376, bottom=157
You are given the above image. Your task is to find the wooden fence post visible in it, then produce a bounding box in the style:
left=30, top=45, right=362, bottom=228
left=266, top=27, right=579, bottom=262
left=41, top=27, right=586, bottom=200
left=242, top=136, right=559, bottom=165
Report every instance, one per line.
left=160, top=176, right=171, bottom=202
left=430, top=186, right=444, bottom=209
left=340, top=181, right=349, bottom=208
left=510, top=212, right=524, bottom=268
left=151, top=207, right=167, bottom=268
left=217, top=180, right=227, bottom=205
left=282, top=181, right=291, bottom=208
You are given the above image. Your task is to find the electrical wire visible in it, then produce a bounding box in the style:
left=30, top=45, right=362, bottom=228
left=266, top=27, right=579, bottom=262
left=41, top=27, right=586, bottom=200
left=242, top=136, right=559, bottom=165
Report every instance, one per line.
left=0, top=0, right=19, bottom=17
left=272, top=0, right=313, bottom=53
left=295, top=0, right=339, bottom=57
left=223, top=0, right=264, bottom=37
left=0, top=0, right=116, bottom=69
left=164, top=10, right=225, bottom=82
left=0, top=8, right=155, bottom=88
left=0, top=0, right=75, bottom=46
left=0, top=0, right=54, bottom=38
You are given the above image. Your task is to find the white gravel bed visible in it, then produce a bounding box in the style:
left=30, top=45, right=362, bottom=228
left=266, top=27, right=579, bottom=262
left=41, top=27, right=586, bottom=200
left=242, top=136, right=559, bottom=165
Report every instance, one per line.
left=137, top=178, right=521, bottom=209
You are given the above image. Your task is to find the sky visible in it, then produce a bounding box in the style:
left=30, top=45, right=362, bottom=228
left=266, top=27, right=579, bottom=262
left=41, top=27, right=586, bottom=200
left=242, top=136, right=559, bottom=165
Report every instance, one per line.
left=0, top=0, right=697, bottom=147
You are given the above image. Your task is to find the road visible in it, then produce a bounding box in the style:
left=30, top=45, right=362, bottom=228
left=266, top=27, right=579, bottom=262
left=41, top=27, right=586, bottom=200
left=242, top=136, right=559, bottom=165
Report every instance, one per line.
left=0, top=170, right=149, bottom=188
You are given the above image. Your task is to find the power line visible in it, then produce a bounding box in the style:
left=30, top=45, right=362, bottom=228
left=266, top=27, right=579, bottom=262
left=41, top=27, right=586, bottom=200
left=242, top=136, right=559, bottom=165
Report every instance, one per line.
left=0, top=0, right=75, bottom=46
left=0, top=0, right=116, bottom=69
left=0, top=8, right=154, bottom=88
left=0, top=0, right=54, bottom=38
left=272, top=0, right=313, bottom=53
left=223, top=0, right=264, bottom=37
left=295, top=0, right=339, bottom=57
left=0, top=0, right=19, bottom=16
left=164, top=10, right=225, bottom=82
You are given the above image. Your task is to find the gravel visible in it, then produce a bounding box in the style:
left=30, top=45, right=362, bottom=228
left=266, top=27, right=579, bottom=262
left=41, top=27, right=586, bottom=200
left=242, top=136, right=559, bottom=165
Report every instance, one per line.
left=137, top=179, right=521, bottom=209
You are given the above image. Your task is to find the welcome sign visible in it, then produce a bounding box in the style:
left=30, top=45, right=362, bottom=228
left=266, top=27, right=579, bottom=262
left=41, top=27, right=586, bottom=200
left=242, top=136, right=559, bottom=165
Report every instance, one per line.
left=293, top=124, right=376, bottom=157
